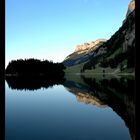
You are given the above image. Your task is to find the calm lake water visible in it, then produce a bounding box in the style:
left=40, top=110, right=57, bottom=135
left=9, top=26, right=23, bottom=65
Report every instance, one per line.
left=5, top=75, right=135, bottom=140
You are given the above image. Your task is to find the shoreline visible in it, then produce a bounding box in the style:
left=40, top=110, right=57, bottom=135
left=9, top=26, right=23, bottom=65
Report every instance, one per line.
left=65, top=72, right=135, bottom=76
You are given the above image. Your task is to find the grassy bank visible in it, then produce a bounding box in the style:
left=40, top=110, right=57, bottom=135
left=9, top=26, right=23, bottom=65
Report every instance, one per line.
left=65, top=63, right=135, bottom=76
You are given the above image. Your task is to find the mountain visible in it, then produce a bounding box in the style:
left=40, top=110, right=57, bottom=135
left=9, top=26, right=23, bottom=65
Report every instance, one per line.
left=63, top=0, right=135, bottom=74
left=63, top=39, right=107, bottom=67
left=126, top=0, right=135, bottom=17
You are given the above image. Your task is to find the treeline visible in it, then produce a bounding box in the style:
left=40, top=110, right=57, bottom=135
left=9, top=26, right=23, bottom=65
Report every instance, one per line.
left=82, top=44, right=135, bottom=72
left=6, top=58, right=66, bottom=77
left=100, top=47, right=135, bottom=69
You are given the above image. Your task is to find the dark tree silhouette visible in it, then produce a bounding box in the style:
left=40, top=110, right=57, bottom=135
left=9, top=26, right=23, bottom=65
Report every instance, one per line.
left=6, top=58, right=66, bottom=78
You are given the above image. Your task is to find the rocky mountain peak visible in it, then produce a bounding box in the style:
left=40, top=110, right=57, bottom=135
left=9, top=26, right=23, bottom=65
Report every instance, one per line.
left=126, top=0, right=135, bottom=17
left=75, top=39, right=107, bottom=52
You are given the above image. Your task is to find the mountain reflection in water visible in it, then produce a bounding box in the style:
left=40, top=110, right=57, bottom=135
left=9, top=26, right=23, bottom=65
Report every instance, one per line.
left=64, top=75, right=135, bottom=140
left=6, top=74, right=135, bottom=140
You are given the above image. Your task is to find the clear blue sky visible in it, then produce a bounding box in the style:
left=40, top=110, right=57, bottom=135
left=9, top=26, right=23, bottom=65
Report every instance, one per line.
left=6, top=0, right=130, bottom=66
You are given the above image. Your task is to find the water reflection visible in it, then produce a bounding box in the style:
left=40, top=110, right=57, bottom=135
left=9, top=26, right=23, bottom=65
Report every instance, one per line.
left=6, top=74, right=135, bottom=140
left=6, top=76, right=65, bottom=90
left=63, top=75, right=135, bottom=140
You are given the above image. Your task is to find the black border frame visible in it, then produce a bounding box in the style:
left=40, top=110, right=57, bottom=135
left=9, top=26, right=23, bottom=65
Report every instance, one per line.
left=0, top=0, right=5, bottom=139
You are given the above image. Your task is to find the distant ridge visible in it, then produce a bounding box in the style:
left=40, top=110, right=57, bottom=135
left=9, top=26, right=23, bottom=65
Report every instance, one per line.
left=63, top=39, right=107, bottom=67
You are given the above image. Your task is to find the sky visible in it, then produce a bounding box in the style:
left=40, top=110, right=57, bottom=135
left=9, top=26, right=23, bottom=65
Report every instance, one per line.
left=6, top=0, right=131, bottom=67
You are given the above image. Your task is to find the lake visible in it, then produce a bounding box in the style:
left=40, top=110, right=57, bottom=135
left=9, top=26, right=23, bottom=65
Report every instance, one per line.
left=5, top=74, right=135, bottom=140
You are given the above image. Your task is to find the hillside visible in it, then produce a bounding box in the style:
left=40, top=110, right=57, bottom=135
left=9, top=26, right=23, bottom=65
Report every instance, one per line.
left=63, top=39, right=107, bottom=67
left=64, top=0, right=135, bottom=74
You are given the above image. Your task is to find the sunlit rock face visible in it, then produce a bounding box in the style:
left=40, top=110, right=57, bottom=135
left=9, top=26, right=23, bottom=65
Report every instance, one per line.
left=126, top=0, right=135, bottom=17
left=75, top=39, right=107, bottom=52
left=63, top=39, right=107, bottom=66
left=76, top=92, right=107, bottom=108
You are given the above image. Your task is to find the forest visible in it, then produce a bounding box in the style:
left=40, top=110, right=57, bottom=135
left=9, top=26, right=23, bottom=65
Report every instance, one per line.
left=6, top=58, right=66, bottom=78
